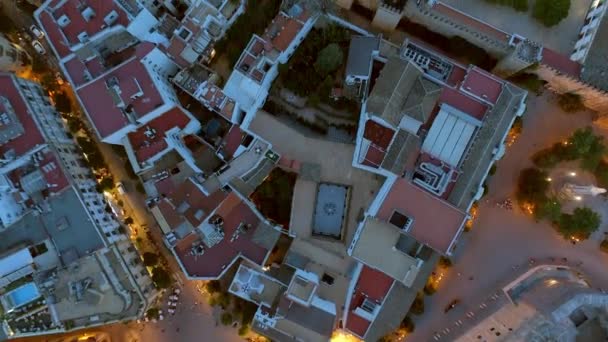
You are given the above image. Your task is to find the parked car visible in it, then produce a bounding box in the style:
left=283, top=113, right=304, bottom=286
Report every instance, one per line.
left=31, top=40, right=45, bottom=55
left=116, top=182, right=126, bottom=195
left=444, top=299, right=461, bottom=313
left=30, top=24, right=44, bottom=39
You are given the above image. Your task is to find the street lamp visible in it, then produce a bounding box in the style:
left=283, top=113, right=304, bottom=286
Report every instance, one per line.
left=569, top=172, right=577, bottom=177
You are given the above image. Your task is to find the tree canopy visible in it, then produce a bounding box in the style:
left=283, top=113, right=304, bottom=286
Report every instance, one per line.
left=558, top=207, right=601, bottom=239
left=314, top=43, right=344, bottom=76
left=142, top=252, right=159, bottom=267
left=151, top=267, right=172, bottom=289
left=516, top=168, right=549, bottom=205
left=533, top=0, right=570, bottom=27
left=558, top=92, right=585, bottom=113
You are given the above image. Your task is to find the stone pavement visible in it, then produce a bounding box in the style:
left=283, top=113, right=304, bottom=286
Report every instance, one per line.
left=408, top=93, right=608, bottom=341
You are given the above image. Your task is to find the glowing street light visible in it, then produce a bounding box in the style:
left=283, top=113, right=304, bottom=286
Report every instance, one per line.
left=574, top=196, right=583, bottom=201
left=569, top=172, right=577, bottom=177
left=546, top=177, right=552, bottom=182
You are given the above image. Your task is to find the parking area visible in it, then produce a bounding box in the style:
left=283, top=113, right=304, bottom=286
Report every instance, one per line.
left=442, top=0, right=593, bottom=54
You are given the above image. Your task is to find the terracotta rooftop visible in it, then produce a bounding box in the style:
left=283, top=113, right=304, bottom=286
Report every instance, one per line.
left=461, top=67, right=504, bottom=104
left=173, top=193, right=273, bottom=278
left=541, top=47, right=582, bottom=78
left=362, top=145, right=385, bottom=168
left=38, top=0, right=129, bottom=57
left=127, top=107, right=191, bottom=163
left=8, top=149, right=70, bottom=195
left=169, top=179, right=228, bottom=227
left=222, top=125, right=244, bottom=159
left=438, top=87, right=488, bottom=121
left=0, top=76, right=45, bottom=157
left=154, top=176, right=177, bottom=196
left=432, top=2, right=511, bottom=43
left=39, top=150, right=70, bottom=193
left=447, top=65, right=467, bottom=87
left=377, top=178, right=467, bottom=254
left=363, top=120, right=395, bottom=150
left=76, top=44, right=164, bottom=138
left=345, top=265, right=394, bottom=338
left=264, top=13, right=303, bottom=52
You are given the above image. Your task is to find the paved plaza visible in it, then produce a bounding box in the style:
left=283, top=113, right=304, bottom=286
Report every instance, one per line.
left=249, top=110, right=383, bottom=255
left=410, top=93, right=608, bottom=340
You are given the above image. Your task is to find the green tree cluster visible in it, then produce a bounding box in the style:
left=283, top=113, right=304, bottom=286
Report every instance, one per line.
left=533, top=0, right=571, bottom=27
left=151, top=267, right=172, bottom=289
left=532, top=127, right=605, bottom=172
left=213, top=0, right=282, bottom=67
left=142, top=252, right=158, bottom=267
left=558, top=92, right=585, bottom=113
left=278, top=24, right=350, bottom=98
left=77, top=137, right=107, bottom=170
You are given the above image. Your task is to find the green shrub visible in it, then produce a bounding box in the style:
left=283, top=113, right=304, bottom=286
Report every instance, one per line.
left=507, top=72, right=546, bottom=94
left=400, top=316, right=415, bottom=333
left=423, top=282, right=436, bottom=295
left=238, top=324, right=250, bottom=336
left=438, top=256, right=452, bottom=268
left=220, top=312, right=233, bottom=326
left=557, top=207, right=601, bottom=240
left=410, top=292, right=425, bottom=315
left=533, top=0, right=571, bottom=27
left=558, top=92, right=585, bottom=113
left=516, top=168, right=549, bottom=206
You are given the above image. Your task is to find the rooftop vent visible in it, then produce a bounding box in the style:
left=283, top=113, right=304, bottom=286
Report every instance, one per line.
left=104, top=10, right=118, bottom=26
left=58, top=14, right=71, bottom=27
left=81, top=7, right=96, bottom=22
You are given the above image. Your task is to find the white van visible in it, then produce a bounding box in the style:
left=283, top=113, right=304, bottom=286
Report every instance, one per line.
left=117, top=182, right=126, bottom=195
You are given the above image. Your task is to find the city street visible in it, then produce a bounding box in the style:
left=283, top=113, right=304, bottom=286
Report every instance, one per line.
left=0, top=4, right=245, bottom=342
left=409, top=94, right=608, bottom=340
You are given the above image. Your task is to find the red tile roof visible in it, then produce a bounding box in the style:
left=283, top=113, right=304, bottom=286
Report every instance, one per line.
left=363, top=120, right=395, bottom=150
left=52, top=0, right=129, bottom=46
left=39, top=150, right=70, bottom=193
left=127, top=107, right=191, bottom=163
left=157, top=199, right=185, bottom=228
left=461, top=67, right=503, bottom=104
left=345, top=265, right=394, bottom=338
left=264, top=13, right=303, bottom=52
left=166, top=37, right=190, bottom=68
left=154, top=177, right=177, bottom=196
left=63, top=56, right=88, bottom=86
left=447, top=65, right=467, bottom=87
left=222, top=125, right=244, bottom=159
left=169, top=179, right=228, bottom=227
left=432, top=2, right=511, bottom=43
left=0, top=76, right=45, bottom=157
left=346, top=312, right=371, bottom=338
left=541, top=47, right=582, bottom=78
left=439, top=87, right=488, bottom=121
left=362, top=145, right=384, bottom=168
left=76, top=50, right=164, bottom=138
left=377, top=178, right=466, bottom=254
left=174, top=194, right=272, bottom=278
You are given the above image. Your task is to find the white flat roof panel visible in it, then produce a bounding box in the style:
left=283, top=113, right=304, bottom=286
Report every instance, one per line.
left=422, top=109, right=448, bottom=153
left=0, top=248, right=32, bottom=278
left=448, top=121, right=476, bottom=165
left=430, top=114, right=456, bottom=157
left=441, top=119, right=467, bottom=162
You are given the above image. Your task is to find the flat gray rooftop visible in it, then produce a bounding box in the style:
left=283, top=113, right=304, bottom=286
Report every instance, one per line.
left=0, top=188, right=104, bottom=265
left=312, top=183, right=348, bottom=240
